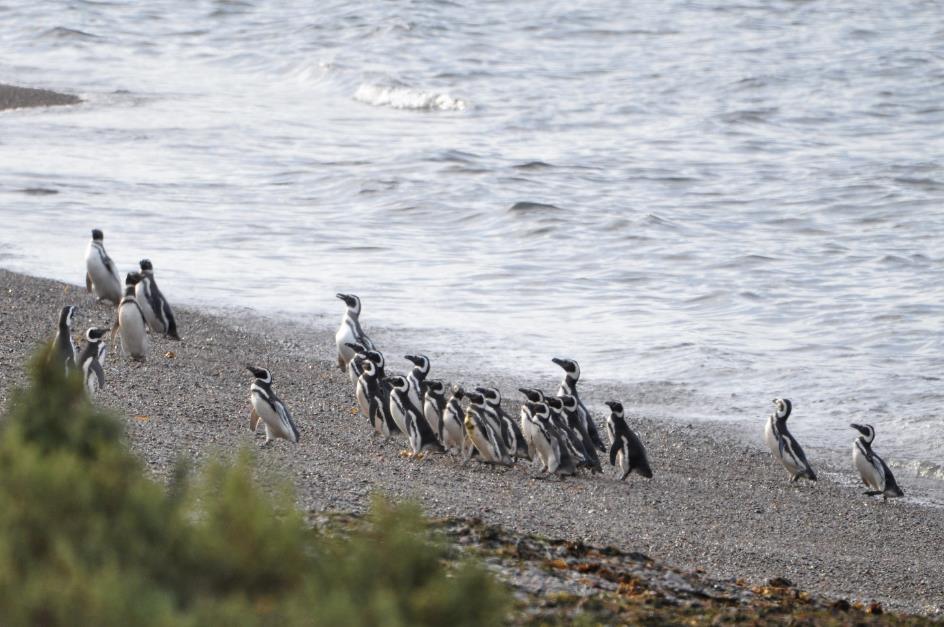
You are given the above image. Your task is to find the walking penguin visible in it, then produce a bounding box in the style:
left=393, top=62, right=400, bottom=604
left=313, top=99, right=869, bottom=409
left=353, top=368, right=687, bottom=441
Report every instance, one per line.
left=851, top=423, right=903, bottom=500
left=764, top=398, right=816, bottom=482
left=247, top=366, right=301, bottom=446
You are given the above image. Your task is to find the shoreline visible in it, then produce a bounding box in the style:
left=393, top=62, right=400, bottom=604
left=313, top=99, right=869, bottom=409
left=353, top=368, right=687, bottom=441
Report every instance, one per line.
left=0, top=83, right=80, bottom=111
left=1, top=267, right=942, bottom=615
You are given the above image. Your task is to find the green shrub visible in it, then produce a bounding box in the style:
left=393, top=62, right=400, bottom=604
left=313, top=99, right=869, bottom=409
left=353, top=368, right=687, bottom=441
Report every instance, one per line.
left=0, top=347, right=510, bottom=626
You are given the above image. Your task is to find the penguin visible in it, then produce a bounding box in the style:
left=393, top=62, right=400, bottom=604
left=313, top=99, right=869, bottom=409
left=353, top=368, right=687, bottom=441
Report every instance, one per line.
left=335, top=293, right=374, bottom=371
left=114, top=272, right=148, bottom=362
left=477, top=386, right=530, bottom=461
left=348, top=343, right=384, bottom=419
left=422, top=379, right=447, bottom=442
left=517, top=388, right=544, bottom=459
left=604, top=401, right=653, bottom=481
left=135, top=259, right=180, bottom=340
left=463, top=391, right=513, bottom=466
left=84, top=229, right=123, bottom=304
left=385, top=375, right=444, bottom=457
left=356, top=357, right=399, bottom=437
left=552, top=357, right=606, bottom=453
left=247, top=366, right=300, bottom=446
left=851, top=423, right=904, bottom=500
left=764, top=398, right=817, bottom=482
left=344, top=341, right=369, bottom=387
left=404, top=354, right=431, bottom=411
left=560, top=394, right=602, bottom=473
left=76, top=327, right=107, bottom=396
left=525, top=401, right=577, bottom=477
left=440, top=385, right=466, bottom=453
left=52, top=305, right=78, bottom=374
left=545, top=396, right=590, bottom=468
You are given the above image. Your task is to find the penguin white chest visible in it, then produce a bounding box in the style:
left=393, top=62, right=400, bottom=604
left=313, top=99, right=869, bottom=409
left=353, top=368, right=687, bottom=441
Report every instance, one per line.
left=135, top=280, right=162, bottom=333
left=335, top=316, right=356, bottom=363
left=118, top=301, right=148, bottom=360
left=853, top=443, right=884, bottom=491
left=85, top=245, right=121, bottom=302
left=251, top=393, right=295, bottom=442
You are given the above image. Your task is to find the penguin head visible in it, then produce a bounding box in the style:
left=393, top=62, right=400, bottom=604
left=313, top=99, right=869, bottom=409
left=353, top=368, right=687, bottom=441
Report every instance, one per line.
left=358, top=357, right=376, bottom=376
left=246, top=365, right=272, bottom=383
left=345, top=341, right=366, bottom=355
left=559, top=394, right=578, bottom=411
left=850, top=423, right=875, bottom=444
left=85, top=327, right=107, bottom=342
left=475, top=386, right=501, bottom=405
left=605, top=400, right=624, bottom=416
left=139, top=259, right=153, bottom=272
left=336, top=293, right=361, bottom=314
left=422, top=379, right=446, bottom=397
left=383, top=375, right=409, bottom=392
left=545, top=397, right=563, bottom=411
left=772, top=398, right=792, bottom=421
left=365, top=350, right=385, bottom=368
left=404, top=354, right=430, bottom=373
left=59, top=305, right=77, bottom=328
left=465, top=391, right=485, bottom=406
left=526, top=401, right=549, bottom=420
left=451, top=385, right=465, bottom=400
left=125, top=271, right=143, bottom=286
left=551, top=357, right=580, bottom=380
left=91, top=229, right=104, bottom=241
left=518, top=387, right=545, bottom=403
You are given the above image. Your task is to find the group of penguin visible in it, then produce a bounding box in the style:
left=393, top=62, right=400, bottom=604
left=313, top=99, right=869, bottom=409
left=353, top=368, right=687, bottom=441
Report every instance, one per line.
left=52, top=228, right=905, bottom=498
left=329, top=293, right=653, bottom=480
left=50, top=229, right=180, bottom=397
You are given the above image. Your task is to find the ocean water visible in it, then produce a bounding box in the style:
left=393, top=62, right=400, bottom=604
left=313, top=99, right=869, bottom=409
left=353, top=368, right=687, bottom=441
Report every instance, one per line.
left=1, top=1, right=942, bottom=486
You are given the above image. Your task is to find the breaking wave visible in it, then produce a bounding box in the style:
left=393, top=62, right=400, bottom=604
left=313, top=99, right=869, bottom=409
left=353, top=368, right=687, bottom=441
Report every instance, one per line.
left=353, top=83, right=466, bottom=111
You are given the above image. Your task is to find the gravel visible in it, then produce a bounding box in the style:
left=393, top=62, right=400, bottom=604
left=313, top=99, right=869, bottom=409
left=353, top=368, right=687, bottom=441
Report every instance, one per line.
left=1, top=268, right=942, bottom=616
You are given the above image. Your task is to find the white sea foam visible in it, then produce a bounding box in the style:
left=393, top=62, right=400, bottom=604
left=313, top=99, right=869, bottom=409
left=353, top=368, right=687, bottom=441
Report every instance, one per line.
left=353, top=83, right=466, bottom=111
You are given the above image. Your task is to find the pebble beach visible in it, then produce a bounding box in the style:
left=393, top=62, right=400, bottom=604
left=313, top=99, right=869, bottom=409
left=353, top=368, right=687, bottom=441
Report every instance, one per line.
left=1, top=268, right=942, bottom=616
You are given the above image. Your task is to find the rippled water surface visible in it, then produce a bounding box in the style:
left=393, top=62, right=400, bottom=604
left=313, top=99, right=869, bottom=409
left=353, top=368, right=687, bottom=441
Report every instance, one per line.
left=1, top=1, right=942, bottom=476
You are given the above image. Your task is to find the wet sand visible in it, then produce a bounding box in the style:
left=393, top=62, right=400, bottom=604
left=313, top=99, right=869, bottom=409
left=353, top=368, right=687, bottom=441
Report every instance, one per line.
left=0, top=83, right=80, bottom=111
left=0, top=268, right=941, bottom=615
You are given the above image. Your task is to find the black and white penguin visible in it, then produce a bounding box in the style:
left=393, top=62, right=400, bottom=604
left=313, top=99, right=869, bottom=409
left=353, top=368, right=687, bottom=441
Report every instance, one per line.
left=517, top=388, right=545, bottom=459
left=385, top=375, right=444, bottom=457
left=52, top=305, right=78, bottom=374
left=477, top=386, right=530, bottom=461
left=545, top=396, right=589, bottom=468
left=356, top=357, right=399, bottom=437
left=525, top=401, right=577, bottom=477
left=604, top=401, right=653, bottom=481
left=335, top=293, right=374, bottom=371
left=114, top=272, right=148, bottom=362
left=404, top=354, right=431, bottom=411
left=463, top=391, right=513, bottom=466
left=440, top=385, right=466, bottom=453
left=85, top=229, right=123, bottom=305
left=344, top=341, right=370, bottom=387
left=247, top=366, right=300, bottom=446
left=764, top=398, right=816, bottom=482
left=560, top=394, right=602, bottom=473
left=552, top=357, right=606, bottom=453
left=76, top=327, right=107, bottom=396
left=135, top=259, right=180, bottom=340
left=421, top=379, right=447, bottom=442
left=851, top=423, right=904, bottom=500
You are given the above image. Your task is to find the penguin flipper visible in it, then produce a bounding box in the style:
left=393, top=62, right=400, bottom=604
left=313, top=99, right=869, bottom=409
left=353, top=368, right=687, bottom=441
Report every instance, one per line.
left=608, top=440, right=620, bottom=466
left=249, top=408, right=261, bottom=432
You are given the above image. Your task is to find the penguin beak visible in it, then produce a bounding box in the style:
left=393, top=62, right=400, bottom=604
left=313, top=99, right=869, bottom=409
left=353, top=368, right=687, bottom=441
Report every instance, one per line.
left=404, top=355, right=421, bottom=365
left=850, top=423, right=865, bottom=434
left=345, top=342, right=363, bottom=352
left=551, top=357, right=567, bottom=369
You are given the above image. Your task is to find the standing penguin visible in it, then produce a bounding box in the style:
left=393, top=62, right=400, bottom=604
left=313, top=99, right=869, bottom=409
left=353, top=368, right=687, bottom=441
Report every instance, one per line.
left=357, top=357, right=400, bottom=437
left=404, top=354, right=431, bottom=410
left=114, top=272, right=148, bottom=362
left=52, top=305, right=78, bottom=374
left=135, top=259, right=180, bottom=340
left=561, top=394, right=602, bottom=473
left=85, top=229, right=123, bottom=304
left=552, top=357, right=607, bottom=453
left=604, top=401, right=653, bottom=481
left=441, top=385, right=466, bottom=453
left=385, top=375, right=444, bottom=457
left=478, top=386, right=530, bottom=461
left=76, top=327, right=108, bottom=396
left=421, top=379, right=448, bottom=442
left=545, top=396, right=590, bottom=469
left=335, top=293, right=374, bottom=371
left=525, top=401, right=577, bottom=477
left=764, top=398, right=817, bottom=482
left=247, top=366, right=300, bottom=446
left=464, top=391, right=513, bottom=466
left=851, top=423, right=904, bottom=500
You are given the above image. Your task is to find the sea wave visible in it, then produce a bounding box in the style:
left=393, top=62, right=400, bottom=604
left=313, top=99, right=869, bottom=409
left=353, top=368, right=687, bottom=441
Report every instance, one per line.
left=353, top=83, right=466, bottom=111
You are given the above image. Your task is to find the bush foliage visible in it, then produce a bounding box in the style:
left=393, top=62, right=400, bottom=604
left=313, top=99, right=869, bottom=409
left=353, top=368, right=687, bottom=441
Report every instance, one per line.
left=0, top=348, right=509, bottom=626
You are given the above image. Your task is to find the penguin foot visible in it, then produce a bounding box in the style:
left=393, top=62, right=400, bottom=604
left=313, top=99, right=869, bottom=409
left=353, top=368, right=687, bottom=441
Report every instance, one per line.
left=398, top=450, right=413, bottom=458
